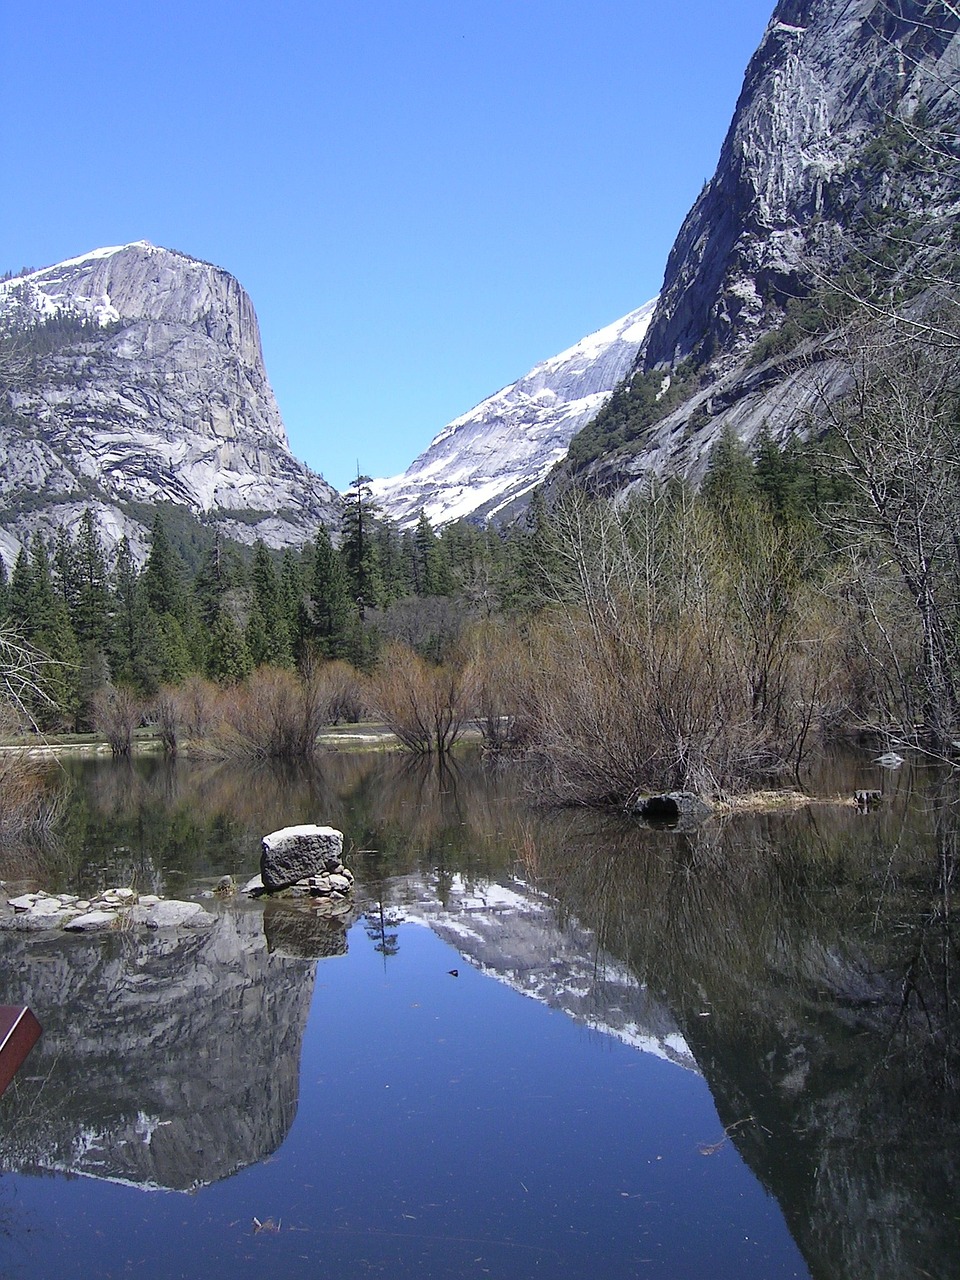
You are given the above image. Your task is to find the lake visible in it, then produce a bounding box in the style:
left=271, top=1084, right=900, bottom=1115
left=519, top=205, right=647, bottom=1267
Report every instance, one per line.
left=0, top=748, right=956, bottom=1279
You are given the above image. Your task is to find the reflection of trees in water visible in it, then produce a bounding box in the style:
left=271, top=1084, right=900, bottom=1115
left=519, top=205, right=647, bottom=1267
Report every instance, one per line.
left=42, top=750, right=534, bottom=899
left=519, top=784, right=960, bottom=1280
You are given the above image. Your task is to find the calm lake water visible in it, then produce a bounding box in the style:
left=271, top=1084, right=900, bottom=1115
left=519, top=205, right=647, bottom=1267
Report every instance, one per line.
left=0, top=748, right=957, bottom=1279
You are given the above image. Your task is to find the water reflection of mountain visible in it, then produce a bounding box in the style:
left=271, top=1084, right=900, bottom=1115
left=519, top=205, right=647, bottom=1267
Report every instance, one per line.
left=0, top=907, right=317, bottom=1191
left=12, top=750, right=960, bottom=1277
left=524, top=800, right=960, bottom=1280
left=394, top=873, right=697, bottom=1071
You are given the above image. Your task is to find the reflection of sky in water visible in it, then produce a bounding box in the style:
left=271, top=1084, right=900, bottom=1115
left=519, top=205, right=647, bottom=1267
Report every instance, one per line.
left=0, top=919, right=808, bottom=1280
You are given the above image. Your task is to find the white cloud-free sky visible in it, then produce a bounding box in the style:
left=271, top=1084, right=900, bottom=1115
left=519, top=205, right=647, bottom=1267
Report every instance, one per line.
left=1, top=0, right=774, bottom=490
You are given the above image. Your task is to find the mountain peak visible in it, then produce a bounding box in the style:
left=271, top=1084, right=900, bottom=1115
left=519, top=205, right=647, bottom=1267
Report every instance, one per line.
left=372, top=299, right=657, bottom=529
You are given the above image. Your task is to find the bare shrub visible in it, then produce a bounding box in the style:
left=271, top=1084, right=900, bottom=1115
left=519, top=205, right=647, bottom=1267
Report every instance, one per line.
left=369, top=642, right=475, bottom=753
left=310, top=658, right=368, bottom=724
left=173, top=675, right=219, bottom=742
left=517, top=488, right=842, bottom=803
left=147, top=687, right=181, bottom=755
left=90, top=683, right=142, bottom=757
left=209, top=666, right=329, bottom=760
left=464, top=619, right=536, bottom=750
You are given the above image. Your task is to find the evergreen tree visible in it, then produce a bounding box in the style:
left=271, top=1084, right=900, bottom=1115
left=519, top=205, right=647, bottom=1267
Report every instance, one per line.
left=373, top=520, right=411, bottom=604
left=207, top=608, right=252, bottom=684
left=141, top=512, right=185, bottom=620
left=7, top=549, right=32, bottom=631
left=507, top=490, right=560, bottom=610
left=341, top=472, right=383, bottom=616
left=71, top=510, right=111, bottom=650
left=701, top=425, right=758, bottom=514
left=308, top=528, right=353, bottom=659
left=279, top=549, right=307, bottom=657
left=194, top=530, right=235, bottom=627
left=249, top=540, right=291, bottom=666
left=412, top=510, right=450, bottom=596
left=26, top=535, right=80, bottom=723
left=108, top=536, right=140, bottom=684
left=0, top=554, right=8, bottom=622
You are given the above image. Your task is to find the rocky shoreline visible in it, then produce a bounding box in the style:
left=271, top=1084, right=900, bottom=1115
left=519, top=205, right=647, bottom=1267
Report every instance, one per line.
left=0, top=887, right=216, bottom=933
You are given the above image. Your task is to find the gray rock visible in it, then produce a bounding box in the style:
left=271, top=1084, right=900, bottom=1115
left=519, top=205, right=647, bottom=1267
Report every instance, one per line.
left=128, top=901, right=214, bottom=930
left=0, top=242, right=340, bottom=565
left=29, top=897, right=66, bottom=917
left=634, top=792, right=713, bottom=827
left=8, top=894, right=38, bottom=912
left=260, top=825, right=344, bottom=892
left=555, top=1, right=960, bottom=506
left=64, top=910, right=119, bottom=932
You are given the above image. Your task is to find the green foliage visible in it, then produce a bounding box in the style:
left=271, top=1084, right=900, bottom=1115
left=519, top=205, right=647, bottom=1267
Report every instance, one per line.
left=566, top=360, right=700, bottom=470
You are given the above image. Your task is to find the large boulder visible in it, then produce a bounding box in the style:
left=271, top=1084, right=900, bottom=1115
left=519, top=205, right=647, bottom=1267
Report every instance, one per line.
left=260, top=825, right=345, bottom=892
left=633, top=792, right=713, bottom=827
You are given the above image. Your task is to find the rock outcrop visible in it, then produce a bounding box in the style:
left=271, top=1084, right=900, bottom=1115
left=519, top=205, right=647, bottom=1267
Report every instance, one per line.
left=564, top=0, right=960, bottom=493
left=0, top=241, right=339, bottom=562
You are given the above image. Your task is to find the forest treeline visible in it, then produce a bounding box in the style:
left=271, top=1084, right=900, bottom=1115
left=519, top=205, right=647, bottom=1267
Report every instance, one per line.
left=1, top=312, right=959, bottom=807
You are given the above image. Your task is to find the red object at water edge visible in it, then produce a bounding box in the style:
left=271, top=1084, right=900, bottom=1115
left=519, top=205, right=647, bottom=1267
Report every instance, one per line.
left=0, top=1006, right=42, bottom=1097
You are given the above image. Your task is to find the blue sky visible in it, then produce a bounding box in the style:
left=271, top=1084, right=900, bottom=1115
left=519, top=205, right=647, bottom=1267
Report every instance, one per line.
left=1, top=1, right=773, bottom=491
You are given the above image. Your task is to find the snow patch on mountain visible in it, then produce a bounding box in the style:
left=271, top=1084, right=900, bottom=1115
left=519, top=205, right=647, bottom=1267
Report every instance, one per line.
left=371, top=300, right=657, bottom=528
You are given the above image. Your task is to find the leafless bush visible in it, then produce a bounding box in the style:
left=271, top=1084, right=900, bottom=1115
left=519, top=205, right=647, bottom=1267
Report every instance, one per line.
left=310, top=658, right=369, bottom=724
left=90, top=683, right=142, bottom=757
left=369, top=642, right=475, bottom=753
left=464, top=619, right=536, bottom=750
left=173, top=675, right=219, bottom=742
left=208, top=666, right=329, bottom=760
left=516, top=488, right=843, bottom=803
left=147, top=687, right=181, bottom=754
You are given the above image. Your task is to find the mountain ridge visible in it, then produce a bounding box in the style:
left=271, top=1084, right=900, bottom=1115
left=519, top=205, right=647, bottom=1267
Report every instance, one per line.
left=371, top=300, right=656, bottom=528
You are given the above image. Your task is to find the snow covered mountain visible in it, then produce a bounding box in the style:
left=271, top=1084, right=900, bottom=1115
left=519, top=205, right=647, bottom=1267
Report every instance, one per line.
left=371, top=301, right=657, bottom=528
left=0, top=241, right=339, bottom=563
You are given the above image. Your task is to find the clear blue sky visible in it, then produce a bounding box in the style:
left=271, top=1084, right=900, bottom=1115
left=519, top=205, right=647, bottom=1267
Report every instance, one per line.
left=1, top=1, right=774, bottom=491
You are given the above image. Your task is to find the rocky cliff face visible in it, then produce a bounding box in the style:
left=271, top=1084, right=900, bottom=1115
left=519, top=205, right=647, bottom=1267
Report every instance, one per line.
left=0, top=242, right=339, bottom=561
left=644, top=0, right=959, bottom=370
left=372, top=302, right=656, bottom=528
left=566, top=0, right=960, bottom=491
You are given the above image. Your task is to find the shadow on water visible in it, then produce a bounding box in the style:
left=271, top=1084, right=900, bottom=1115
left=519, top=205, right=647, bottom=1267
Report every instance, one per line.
left=0, top=748, right=957, bottom=1277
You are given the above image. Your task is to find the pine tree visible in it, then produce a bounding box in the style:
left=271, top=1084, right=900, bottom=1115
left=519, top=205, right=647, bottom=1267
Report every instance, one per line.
left=340, top=473, right=383, bottom=616
left=71, top=510, right=111, bottom=650
left=308, top=528, right=353, bottom=659
left=7, top=549, right=32, bottom=631
left=701, top=425, right=758, bottom=515
left=249, top=540, right=291, bottom=666
left=108, top=536, right=139, bottom=684
left=0, top=554, right=8, bottom=622
left=27, top=535, right=80, bottom=723
left=141, top=512, right=185, bottom=620
left=413, top=510, right=450, bottom=596
left=207, top=608, right=252, bottom=684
